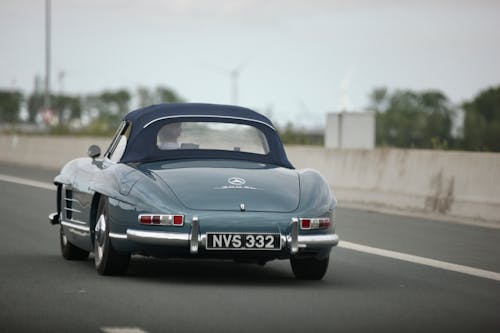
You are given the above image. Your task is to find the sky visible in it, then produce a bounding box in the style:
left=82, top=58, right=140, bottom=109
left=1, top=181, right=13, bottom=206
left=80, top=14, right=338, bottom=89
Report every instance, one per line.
left=1, top=0, right=499, bottom=128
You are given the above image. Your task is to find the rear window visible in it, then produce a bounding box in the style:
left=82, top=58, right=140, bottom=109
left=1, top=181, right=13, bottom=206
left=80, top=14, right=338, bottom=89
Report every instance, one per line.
left=156, top=121, right=270, bottom=155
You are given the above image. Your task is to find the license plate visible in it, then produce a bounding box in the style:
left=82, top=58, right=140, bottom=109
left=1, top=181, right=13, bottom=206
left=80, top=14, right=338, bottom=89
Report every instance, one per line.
left=206, top=233, right=281, bottom=250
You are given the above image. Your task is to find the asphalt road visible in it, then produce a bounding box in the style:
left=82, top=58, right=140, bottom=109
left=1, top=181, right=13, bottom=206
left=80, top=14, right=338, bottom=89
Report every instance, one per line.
left=1, top=162, right=499, bottom=333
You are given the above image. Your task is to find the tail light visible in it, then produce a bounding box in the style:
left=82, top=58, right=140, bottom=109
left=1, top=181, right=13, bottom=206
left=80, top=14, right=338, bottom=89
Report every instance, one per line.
left=138, top=214, right=184, bottom=226
left=299, top=217, right=330, bottom=230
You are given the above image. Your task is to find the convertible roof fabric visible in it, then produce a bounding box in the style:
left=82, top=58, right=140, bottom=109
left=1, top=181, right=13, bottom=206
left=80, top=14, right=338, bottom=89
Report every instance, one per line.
left=124, top=103, right=275, bottom=130
left=120, top=103, right=294, bottom=169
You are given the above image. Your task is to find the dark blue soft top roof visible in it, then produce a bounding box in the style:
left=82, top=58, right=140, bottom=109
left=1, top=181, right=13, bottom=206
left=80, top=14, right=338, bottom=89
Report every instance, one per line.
left=119, top=103, right=293, bottom=169
left=124, top=103, right=276, bottom=130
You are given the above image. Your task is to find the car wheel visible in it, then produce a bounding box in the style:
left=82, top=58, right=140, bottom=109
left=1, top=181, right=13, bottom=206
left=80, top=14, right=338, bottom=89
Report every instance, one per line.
left=60, top=226, right=89, bottom=260
left=290, top=256, right=330, bottom=280
left=94, top=196, right=130, bottom=275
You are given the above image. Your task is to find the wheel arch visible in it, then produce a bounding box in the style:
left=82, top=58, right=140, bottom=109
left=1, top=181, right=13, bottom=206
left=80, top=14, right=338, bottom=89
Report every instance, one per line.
left=89, top=192, right=103, bottom=244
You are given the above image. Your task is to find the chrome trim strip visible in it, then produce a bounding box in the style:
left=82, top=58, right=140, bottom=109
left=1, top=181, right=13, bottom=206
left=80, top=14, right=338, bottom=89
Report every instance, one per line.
left=297, top=234, right=339, bottom=248
left=190, top=216, right=199, bottom=254
left=68, top=218, right=87, bottom=225
left=200, top=234, right=207, bottom=248
left=61, top=221, right=90, bottom=232
left=64, top=197, right=78, bottom=203
left=67, top=228, right=89, bottom=237
left=127, top=229, right=189, bottom=246
left=109, top=232, right=127, bottom=239
left=289, top=218, right=299, bottom=254
left=63, top=207, right=82, bottom=214
left=143, top=115, right=276, bottom=131
left=280, top=234, right=287, bottom=248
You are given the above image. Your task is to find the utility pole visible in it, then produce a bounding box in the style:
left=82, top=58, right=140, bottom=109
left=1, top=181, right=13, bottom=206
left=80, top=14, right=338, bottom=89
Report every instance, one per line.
left=44, top=0, right=51, bottom=110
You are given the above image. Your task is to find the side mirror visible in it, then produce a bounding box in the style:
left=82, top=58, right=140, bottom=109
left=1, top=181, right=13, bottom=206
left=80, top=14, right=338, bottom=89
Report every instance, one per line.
left=87, top=145, right=101, bottom=159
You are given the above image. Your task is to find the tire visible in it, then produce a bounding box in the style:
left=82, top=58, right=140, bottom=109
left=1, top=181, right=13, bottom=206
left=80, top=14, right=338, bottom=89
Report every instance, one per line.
left=94, top=196, right=130, bottom=275
left=290, top=256, right=330, bottom=280
left=60, top=226, right=89, bottom=260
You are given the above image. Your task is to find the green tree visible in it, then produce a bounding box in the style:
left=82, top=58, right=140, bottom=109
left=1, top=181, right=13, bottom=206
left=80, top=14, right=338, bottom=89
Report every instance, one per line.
left=137, top=86, right=154, bottom=107
left=27, top=92, right=43, bottom=123
left=420, top=91, right=453, bottom=149
left=279, top=122, right=323, bottom=145
left=81, top=89, right=131, bottom=132
left=98, top=89, right=131, bottom=116
left=372, top=88, right=453, bottom=149
left=0, top=90, right=23, bottom=123
left=156, top=86, right=184, bottom=103
left=52, top=94, right=82, bottom=125
left=462, top=86, right=500, bottom=151
left=137, top=86, right=184, bottom=107
left=369, top=87, right=388, bottom=112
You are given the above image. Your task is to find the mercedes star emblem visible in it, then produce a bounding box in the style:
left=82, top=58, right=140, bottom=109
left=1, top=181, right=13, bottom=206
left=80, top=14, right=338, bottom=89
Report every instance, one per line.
left=228, top=177, right=246, bottom=186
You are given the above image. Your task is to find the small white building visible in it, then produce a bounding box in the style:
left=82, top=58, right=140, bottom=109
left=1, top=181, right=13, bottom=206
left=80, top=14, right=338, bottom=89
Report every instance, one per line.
left=325, top=111, right=375, bottom=149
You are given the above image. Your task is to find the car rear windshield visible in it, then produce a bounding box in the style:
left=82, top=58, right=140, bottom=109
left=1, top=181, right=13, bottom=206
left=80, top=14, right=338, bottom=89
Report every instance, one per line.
left=156, top=121, right=270, bottom=155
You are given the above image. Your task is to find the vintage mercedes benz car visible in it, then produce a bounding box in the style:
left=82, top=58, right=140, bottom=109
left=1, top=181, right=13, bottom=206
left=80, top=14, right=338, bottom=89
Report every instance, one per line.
left=49, top=103, right=339, bottom=280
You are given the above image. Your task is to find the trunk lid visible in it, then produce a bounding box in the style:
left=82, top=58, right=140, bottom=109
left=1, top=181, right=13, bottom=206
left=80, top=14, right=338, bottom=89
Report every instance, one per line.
left=147, top=160, right=300, bottom=212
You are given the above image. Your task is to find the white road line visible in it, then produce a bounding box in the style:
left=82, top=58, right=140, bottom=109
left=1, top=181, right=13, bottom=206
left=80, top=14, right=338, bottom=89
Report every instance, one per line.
left=101, top=327, right=149, bottom=333
left=0, top=173, right=55, bottom=191
left=2, top=173, right=500, bottom=282
left=339, top=241, right=500, bottom=282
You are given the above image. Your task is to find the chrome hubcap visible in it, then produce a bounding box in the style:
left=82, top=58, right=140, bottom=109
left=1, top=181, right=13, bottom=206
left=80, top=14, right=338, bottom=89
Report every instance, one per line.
left=94, top=214, right=107, bottom=265
left=61, top=230, right=67, bottom=246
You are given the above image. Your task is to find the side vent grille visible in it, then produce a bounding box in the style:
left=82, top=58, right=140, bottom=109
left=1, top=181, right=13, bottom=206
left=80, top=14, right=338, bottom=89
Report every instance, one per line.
left=64, top=189, right=73, bottom=219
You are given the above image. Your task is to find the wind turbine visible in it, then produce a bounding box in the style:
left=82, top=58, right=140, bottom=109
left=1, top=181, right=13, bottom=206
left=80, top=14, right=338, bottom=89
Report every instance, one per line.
left=205, top=61, right=249, bottom=105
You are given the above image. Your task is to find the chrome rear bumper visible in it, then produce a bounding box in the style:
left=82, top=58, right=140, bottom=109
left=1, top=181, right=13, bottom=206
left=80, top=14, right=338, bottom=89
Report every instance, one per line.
left=126, top=229, right=189, bottom=246
left=113, top=217, right=339, bottom=254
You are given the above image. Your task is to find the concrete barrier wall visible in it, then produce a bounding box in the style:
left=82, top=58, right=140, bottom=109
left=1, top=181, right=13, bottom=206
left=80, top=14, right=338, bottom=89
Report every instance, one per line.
left=1, top=135, right=499, bottom=224
left=0, top=135, right=110, bottom=171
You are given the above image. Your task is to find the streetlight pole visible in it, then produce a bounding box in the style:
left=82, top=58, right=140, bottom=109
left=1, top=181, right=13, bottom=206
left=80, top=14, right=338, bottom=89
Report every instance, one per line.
left=44, top=0, right=51, bottom=111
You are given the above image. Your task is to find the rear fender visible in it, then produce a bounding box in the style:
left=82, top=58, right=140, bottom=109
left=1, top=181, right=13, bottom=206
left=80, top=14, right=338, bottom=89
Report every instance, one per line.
left=89, top=165, right=135, bottom=205
left=297, top=169, right=336, bottom=216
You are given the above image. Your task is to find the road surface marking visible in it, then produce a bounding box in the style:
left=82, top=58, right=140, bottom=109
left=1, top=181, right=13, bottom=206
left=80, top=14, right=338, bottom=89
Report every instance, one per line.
left=339, top=241, right=500, bottom=282
left=0, top=173, right=54, bottom=191
left=101, top=327, right=149, bottom=333
left=2, top=173, right=500, bottom=282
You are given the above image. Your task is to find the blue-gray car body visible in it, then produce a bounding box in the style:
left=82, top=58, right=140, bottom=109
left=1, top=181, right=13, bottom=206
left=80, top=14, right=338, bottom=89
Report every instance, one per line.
left=50, top=103, right=339, bottom=279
